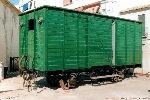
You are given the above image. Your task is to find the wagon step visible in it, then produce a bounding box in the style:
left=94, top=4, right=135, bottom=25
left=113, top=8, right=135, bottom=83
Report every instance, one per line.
left=90, top=74, right=120, bottom=80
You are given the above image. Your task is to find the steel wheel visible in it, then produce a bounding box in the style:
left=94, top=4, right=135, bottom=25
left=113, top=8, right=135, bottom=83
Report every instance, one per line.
left=118, top=69, right=125, bottom=80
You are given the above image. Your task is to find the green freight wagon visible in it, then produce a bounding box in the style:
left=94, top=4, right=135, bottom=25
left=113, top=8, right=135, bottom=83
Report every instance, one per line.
left=18, top=5, right=142, bottom=89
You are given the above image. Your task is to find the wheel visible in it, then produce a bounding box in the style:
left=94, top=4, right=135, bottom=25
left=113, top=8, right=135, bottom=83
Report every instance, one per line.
left=69, top=73, right=77, bottom=88
left=59, top=73, right=77, bottom=90
left=111, top=70, right=118, bottom=82
left=113, top=76, right=119, bottom=82
left=118, top=69, right=125, bottom=80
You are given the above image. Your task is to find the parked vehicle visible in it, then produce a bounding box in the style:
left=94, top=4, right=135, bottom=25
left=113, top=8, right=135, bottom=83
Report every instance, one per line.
left=18, top=5, right=142, bottom=90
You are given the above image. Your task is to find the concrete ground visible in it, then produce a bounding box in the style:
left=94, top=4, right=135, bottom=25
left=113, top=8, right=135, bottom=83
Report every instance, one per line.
left=0, top=74, right=150, bottom=100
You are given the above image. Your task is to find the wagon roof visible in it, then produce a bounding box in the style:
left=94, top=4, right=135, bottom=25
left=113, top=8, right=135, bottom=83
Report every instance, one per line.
left=0, top=0, right=21, bottom=14
left=19, top=5, right=142, bottom=23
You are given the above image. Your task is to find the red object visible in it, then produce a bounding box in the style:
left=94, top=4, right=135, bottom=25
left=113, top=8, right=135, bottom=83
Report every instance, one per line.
left=75, top=7, right=84, bottom=11
left=63, top=0, right=72, bottom=6
left=74, top=1, right=100, bottom=13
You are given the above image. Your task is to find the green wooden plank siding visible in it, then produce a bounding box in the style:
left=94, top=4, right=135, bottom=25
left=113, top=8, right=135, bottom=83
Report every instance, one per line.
left=135, top=23, right=142, bottom=64
left=115, top=20, right=142, bottom=66
left=19, top=6, right=142, bottom=72
left=88, top=16, right=112, bottom=67
left=19, top=9, right=46, bottom=71
left=19, top=14, right=28, bottom=68
left=115, top=20, right=126, bottom=66
left=28, top=12, right=34, bottom=68
left=46, top=8, right=112, bottom=71
left=63, top=11, right=78, bottom=70
left=34, top=9, right=46, bottom=71
left=126, top=21, right=135, bottom=65
left=78, top=14, right=88, bottom=69
left=46, top=9, right=64, bottom=71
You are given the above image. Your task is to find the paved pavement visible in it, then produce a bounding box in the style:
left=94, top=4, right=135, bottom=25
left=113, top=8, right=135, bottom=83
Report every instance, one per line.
left=0, top=74, right=150, bottom=100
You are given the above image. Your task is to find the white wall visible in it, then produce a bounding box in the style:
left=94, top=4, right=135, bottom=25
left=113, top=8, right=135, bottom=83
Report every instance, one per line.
left=63, top=0, right=150, bottom=17
left=34, top=0, right=63, bottom=8
left=16, top=0, right=63, bottom=12
left=15, top=0, right=150, bottom=14
left=0, top=2, right=19, bottom=68
left=63, top=0, right=119, bottom=16
left=17, top=0, right=101, bottom=10
left=142, top=39, right=150, bottom=74
left=16, top=0, right=118, bottom=14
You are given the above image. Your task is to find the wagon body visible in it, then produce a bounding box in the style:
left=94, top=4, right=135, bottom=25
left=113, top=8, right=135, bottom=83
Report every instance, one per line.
left=19, top=6, right=142, bottom=72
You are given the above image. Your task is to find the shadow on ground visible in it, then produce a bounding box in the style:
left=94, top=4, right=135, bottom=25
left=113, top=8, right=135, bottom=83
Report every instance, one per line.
left=4, top=71, right=137, bottom=92
left=5, top=71, right=20, bottom=78
left=34, top=74, right=137, bottom=91
left=34, top=78, right=59, bottom=91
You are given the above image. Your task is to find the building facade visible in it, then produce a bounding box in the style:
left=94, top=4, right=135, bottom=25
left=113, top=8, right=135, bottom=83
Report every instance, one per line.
left=17, top=0, right=115, bottom=14
left=16, top=0, right=63, bottom=12
left=0, top=0, right=21, bottom=69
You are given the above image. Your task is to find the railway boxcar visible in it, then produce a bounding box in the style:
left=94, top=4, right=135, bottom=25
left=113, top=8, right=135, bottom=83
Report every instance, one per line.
left=18, top=5, right=142, bottom=89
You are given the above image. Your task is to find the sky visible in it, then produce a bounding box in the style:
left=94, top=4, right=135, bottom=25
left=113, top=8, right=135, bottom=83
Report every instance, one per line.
left=9, top=0, right=20, bottom=5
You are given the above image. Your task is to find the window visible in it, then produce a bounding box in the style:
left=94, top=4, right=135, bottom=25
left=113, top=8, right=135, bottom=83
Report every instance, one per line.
left=28, top=19, right=34, bottom=30
left=138, top=14, right=145, bottom=36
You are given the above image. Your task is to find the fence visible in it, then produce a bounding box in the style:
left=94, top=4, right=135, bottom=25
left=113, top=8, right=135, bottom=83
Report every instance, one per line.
left=10, top=57, right=19, bottom=72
